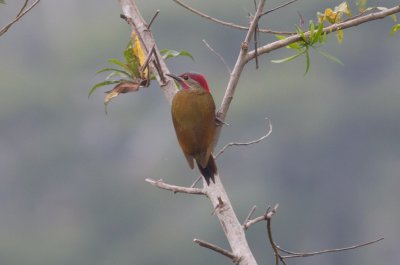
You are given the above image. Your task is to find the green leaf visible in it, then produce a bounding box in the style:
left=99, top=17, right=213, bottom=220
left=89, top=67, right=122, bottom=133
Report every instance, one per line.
left=96, top=68, right=131, bottom=77
left=275, top=35, right=286, bottom=40
left=276, top=35, right=301, bottom=50
left=271, top=50, right=305, bottom=63
left=296, top=26, right=307, bottom=42
left=321, top=31, right=327, bottom=43
left=309, top=20, right=315, bottom=40
left=160, top=49, right=194, bottom=60
left=313, top=23, right=324, bottom=44
left=88, top=80, right=121, bottom=98
left=390, top=24, right=400, bottom=36
left=317, top=50, right=344, bottom=65
left=108, top=58, right=129, bottom=70
left=123, top=42, right=140, bottom=78
left=0, top=0, right=5, bottom=4
left=107, top=58, right=135, bottom=77
left=304, top=47, right=310, bottom=75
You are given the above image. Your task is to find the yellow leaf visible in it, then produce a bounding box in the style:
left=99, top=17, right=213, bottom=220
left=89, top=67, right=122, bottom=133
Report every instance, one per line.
left=335, top=1, right=352, bottom=18
left=318, top=2, right=352, bottom=24
left=337, top=29, right=344, bottom=44
left=320, top=8, right=338, bottom=24
left=131, top=32, right=148, bottom=79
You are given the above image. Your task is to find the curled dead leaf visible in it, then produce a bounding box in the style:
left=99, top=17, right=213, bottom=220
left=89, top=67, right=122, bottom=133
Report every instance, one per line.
left=104, top=80, right=146, bottom=114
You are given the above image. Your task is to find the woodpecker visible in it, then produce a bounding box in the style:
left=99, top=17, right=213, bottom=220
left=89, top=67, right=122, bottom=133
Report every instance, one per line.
left=167, top=72, right=217, bottom=185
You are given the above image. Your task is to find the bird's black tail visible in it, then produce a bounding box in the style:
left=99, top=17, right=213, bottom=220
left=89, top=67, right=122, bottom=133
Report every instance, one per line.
left=197, top=155, right=217, bottom=185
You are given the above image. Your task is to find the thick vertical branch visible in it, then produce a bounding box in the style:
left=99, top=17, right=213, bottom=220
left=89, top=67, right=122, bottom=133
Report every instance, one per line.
left=117, top=1, right=264, bottom=264
left=214, top=0, right=266, bottom=148
left=119, top=0, right=177, bottom=104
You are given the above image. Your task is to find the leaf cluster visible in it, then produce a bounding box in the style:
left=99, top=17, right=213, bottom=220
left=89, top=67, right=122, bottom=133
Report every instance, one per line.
left=272, top=21, right=342, bottom=75
left=89, top=34, right=193, bottom=113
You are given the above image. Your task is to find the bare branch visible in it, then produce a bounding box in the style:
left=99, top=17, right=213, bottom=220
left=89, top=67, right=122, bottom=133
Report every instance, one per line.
left=216, top=118, right=272, bottom=158
left=277, top=237, right=385, bottom=258
left=193, top=238, right=239, bottom=261
left=243, top=204, right=279, bottom=230
left=213, top=1, right=266, bottom=150
left=246, top=5, right=400, bottom=63
left=265, top=206, right=286, bottom=265
left=263, top=206, right=384, bottom=264
left=202, top=39, right=231, bottom=74
left=0, top=0, right=41, bottom=37
left=189, top=176, right=202, bottom=188
left=147, top=9, right=160, bottom=29
left=173, top=0, right=295, bottom=35
left=145, top=178, right=206, bottom=195
left=242, top=205, right=257, bottom=227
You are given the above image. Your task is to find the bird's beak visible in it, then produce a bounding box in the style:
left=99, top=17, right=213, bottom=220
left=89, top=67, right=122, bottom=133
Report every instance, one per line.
left=166, top=73, right=182, bottom=82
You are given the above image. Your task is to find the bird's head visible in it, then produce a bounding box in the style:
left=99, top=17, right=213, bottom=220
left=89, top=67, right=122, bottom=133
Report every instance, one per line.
left=167, top=72, right=210, bottom=93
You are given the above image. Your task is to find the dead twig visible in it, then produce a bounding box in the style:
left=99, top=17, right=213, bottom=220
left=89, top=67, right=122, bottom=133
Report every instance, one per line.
left=202, top=39, right=231, bottom=74
left=194, top=238, right=239, bottom=261
left=190, top=176, right=202, bottom=188
left=263, top=206, right=384, bottom=265
left=173, top=0, right=295, bottom=35
left=242, top=205, right=257, bottom=227
left=216, top=118, right=272, bottom=158
left=145, top=178, right=206, bottom=195
left=261, top=0, right=298, bottom=16
left=0, top=0, right=41, bottom=37
left=147, top=9, right=160, bottom=29
left=243, top=204, right=279, bottom=230
left=277, top=237, right=385, bottom=258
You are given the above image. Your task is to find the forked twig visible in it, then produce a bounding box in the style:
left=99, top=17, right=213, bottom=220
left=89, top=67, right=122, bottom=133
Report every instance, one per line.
left=265, top=209, right=384, bottom=264
left=0, top=0, right=41, bottom=37
left=277, top=237, right=385, bottom=258
left=243, top=204, right=279, bottom=230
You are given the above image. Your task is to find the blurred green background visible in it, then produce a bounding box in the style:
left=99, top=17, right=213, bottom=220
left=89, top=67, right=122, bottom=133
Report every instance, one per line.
left=1, top=1, right=399, bottom=265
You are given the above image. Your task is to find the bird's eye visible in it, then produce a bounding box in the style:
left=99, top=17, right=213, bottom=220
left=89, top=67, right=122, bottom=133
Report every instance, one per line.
left=182, top=75, right=189, bottom=80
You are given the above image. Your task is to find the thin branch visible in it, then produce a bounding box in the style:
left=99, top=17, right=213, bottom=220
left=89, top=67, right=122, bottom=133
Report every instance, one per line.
left=193, top=238, right=238, bottom=261
left=246, top=4, right=400, bottom=62
left=190, top=176, right=202, bottom=188
left=242, top=205, right=257, bottom=228
left=261, top=0, right=298, bottom=16
left=264, top=208, right=384, bottom=264
left=243, top=204, right=279, bottom=230
left=0, top=0, right=41, bottom=37
left=277, top=237, right=385, bottom=258
left=145, top=178, right=206, bottom=195
left=265, top=206, right=286, bottom=265
left=147, top=9, right=160, bottom=29
left=202, top=39, right=231, bottom=74
left=173, top=0, right=295, bottom=35
left=216, top=118, right=272, bottom=158
left=16, top=0, right=29, bottom=17
left=213, top=0, right=266, bottom=149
